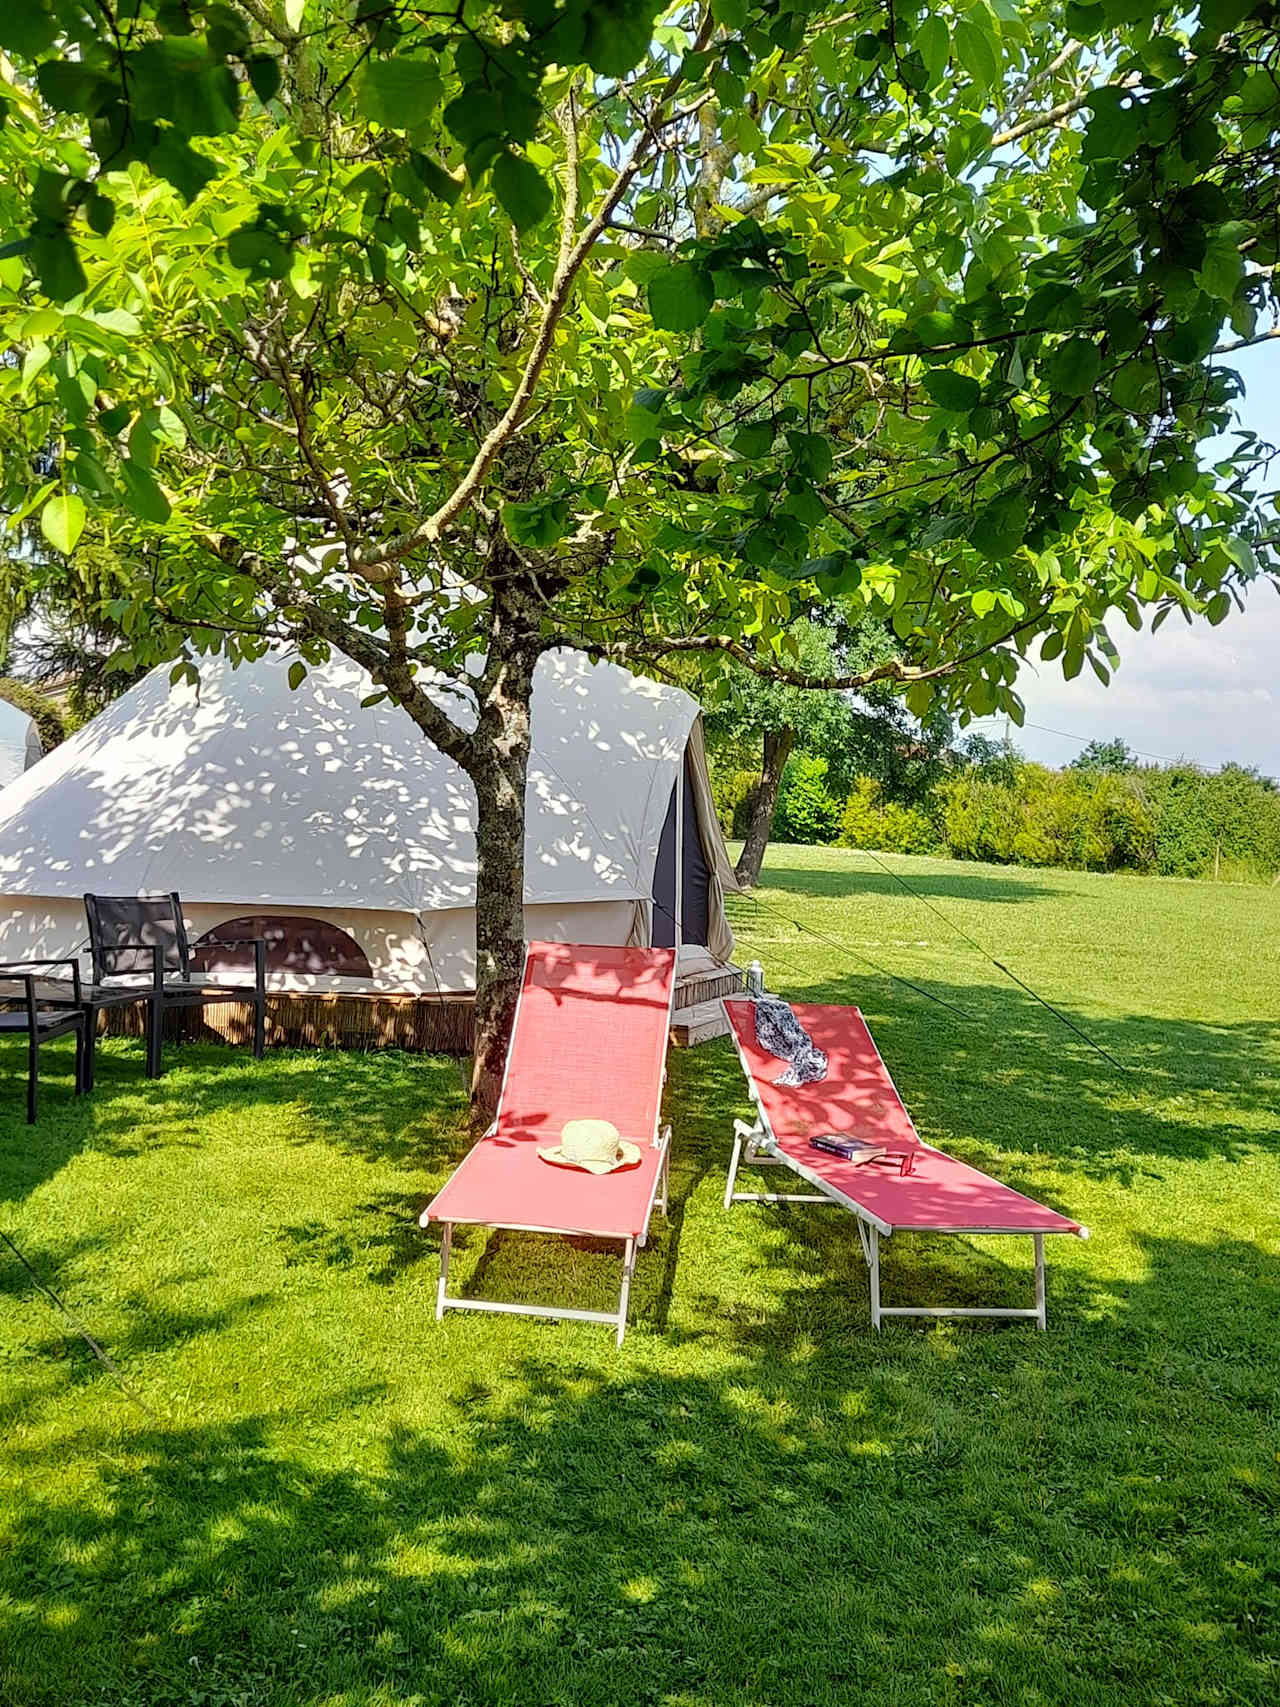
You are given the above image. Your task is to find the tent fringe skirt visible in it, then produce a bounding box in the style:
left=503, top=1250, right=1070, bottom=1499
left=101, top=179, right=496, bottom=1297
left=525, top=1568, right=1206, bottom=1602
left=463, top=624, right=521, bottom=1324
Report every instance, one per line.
left=101, top=991, right=479, bottom=1056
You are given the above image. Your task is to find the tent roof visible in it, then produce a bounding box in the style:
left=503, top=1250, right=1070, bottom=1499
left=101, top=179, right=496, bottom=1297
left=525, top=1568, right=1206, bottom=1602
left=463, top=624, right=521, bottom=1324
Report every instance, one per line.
left=0, top=648, right=701, bottom=915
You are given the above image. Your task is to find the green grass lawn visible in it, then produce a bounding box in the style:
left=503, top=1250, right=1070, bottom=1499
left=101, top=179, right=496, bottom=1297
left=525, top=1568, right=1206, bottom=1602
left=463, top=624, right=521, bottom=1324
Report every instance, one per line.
left=1, top=847, right=1277, bottom=1707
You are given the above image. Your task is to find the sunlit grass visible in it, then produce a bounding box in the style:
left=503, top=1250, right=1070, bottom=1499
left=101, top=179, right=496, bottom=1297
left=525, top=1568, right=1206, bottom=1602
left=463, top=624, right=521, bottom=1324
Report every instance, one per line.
left=1, top=847, right=1277, bottom=1706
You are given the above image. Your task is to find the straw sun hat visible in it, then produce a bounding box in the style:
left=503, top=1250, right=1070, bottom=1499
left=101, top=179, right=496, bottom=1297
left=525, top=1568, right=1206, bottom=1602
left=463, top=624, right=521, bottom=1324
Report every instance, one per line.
left=538, top=1118, right=641, bottom=1175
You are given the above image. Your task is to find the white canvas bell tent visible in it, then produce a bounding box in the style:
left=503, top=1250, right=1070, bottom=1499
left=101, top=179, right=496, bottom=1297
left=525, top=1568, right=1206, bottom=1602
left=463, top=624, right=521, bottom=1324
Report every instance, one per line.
left=0, top=698, right=41, bottom=791
left=0, top=646, right=735, bottom=999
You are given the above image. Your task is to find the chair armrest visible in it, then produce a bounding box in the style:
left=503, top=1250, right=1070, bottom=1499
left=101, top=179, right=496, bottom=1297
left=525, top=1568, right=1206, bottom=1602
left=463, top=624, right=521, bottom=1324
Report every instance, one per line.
left=0, top=958, right=82, bottom=1004
left=98, top=941, right=165, bottom=993
left=191, top=937, right=267, bottom=995
left=0, top=971, right=38, bottom=1027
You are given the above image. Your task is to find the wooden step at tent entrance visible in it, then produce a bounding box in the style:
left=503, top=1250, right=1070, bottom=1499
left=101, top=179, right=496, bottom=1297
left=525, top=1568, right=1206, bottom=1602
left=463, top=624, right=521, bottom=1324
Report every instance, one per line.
left=670, top=951, right=745, bottom=1047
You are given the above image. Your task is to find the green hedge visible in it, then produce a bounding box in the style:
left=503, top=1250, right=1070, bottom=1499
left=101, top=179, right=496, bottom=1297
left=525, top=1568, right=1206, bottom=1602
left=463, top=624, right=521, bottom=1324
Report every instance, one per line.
left=714, top=748, right=1280, bottom=882
left=0, top=677, right=65, bottom=754
left=939, top=762, right=1280, bottom=880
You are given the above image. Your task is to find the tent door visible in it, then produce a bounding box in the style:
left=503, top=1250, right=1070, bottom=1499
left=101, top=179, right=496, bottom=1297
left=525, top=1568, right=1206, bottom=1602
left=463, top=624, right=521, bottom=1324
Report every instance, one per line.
left=652, top=755, right=712, bottom=950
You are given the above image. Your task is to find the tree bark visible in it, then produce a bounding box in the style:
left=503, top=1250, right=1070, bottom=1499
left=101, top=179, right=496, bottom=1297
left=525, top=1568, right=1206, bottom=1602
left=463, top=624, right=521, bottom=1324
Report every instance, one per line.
left=467, top=592, right=541, bottom=1124
left=734, top=727, right=795, bottom=889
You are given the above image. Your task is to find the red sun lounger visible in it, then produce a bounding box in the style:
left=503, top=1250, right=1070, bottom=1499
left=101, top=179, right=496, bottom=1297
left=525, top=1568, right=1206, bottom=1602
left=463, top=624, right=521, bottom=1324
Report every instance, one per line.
left=421, top=942, right=677, bottom=1345
left=723, top=999, right=1087, bottom=1329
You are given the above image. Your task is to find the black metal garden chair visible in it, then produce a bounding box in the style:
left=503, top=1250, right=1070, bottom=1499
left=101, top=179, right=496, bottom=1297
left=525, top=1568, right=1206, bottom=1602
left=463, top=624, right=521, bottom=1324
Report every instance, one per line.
left=83, top=892, right=267, bottom=1081
left=0, top=959, right=86, bottom=1123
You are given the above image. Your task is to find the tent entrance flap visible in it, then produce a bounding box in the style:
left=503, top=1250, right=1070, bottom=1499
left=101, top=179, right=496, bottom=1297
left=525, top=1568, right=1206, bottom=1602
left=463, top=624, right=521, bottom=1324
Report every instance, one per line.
left=652, top=755, right=712, bottom=949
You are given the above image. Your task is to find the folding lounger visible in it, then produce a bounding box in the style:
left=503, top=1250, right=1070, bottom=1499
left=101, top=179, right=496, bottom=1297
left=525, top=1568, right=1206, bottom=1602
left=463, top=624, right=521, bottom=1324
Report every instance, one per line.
left=723, top=999, right=1087, bottom=1328
left=421, top=942, right=677, bottom=1345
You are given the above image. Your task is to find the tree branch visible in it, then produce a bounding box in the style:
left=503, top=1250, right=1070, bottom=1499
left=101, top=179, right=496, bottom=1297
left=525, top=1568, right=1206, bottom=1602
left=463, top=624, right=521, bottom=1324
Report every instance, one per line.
left=1213, top=325, right=1280, bottom=355
left=356, top=7, right=717, bottom=575
left=208, top=533, right=477, bottom=768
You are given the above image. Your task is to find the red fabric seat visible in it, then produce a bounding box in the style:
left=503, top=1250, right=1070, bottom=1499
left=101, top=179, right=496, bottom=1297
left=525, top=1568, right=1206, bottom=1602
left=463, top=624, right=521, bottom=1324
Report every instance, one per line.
left=724, top=999, right=1081, bottom=1236
left=426, top=942, right=677, bottom=1241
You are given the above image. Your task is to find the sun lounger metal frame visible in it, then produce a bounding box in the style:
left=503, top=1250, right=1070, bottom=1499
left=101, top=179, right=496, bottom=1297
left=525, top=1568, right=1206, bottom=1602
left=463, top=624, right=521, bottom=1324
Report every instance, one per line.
left=423, top=944, right=677, bottom=1346
left=723, top=1000, right=1087, bottom=1330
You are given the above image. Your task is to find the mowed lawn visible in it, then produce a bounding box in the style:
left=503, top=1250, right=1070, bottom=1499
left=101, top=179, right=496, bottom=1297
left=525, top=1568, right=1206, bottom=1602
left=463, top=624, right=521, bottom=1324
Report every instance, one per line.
left=1, top=848, right=1277, bottom=1707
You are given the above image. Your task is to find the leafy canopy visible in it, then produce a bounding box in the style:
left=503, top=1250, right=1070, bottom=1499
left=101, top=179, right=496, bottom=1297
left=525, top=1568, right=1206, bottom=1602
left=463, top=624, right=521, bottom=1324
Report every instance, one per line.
left=0, top=0, right=1277, bottom=737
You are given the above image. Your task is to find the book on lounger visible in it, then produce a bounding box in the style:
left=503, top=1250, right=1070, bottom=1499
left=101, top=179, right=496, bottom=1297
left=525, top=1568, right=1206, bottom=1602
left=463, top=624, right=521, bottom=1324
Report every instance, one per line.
left=808, top=1134, right=886, bottom=1164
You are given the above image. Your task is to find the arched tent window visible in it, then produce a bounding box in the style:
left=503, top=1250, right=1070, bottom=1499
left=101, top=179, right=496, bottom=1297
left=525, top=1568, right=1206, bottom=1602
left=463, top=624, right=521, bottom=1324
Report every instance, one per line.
left=195, top=916, right=373, bottom=979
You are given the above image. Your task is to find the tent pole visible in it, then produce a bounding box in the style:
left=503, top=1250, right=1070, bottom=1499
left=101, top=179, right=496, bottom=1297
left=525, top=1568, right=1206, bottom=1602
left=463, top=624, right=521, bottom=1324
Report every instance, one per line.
left=674, top=761, right=684, bottom=953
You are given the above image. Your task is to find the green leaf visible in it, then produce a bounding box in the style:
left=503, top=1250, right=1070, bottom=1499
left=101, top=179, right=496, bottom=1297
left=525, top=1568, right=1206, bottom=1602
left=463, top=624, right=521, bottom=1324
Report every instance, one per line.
left=912, top=310, right=968, bottom=348
left=647, top=263, right=714, bottom=331
left=357, top=57, right=443, bottom=130
left=970, top=494, right=1028, bottom=559
left=410, top=153, right=462, bottom=205
left=36, top=61, right=111, bottom=117
left=954, top=18, right=1000, bottom=94
left=31, top=234, right=86, bottom=304
left=1198, top=240, right=1243, bottom=303
left=284, top=0, right=308, bottom=28
left=149, top=134, right=221, bottom=203
left=922, top=369, right=981, bottom=412
left=86, top=192, right=116, bottom=236
left=1044, top=337, right=1102, bottom=397
left=119, top=459, right=171, bottom=524
left=288, top=660, right=307, bottom=690
left=131, top=39, right=241, bottom=137
left=40, top=493, right=86, bottom=555
left=491, top=152, right=553, bottom=231
left=247, top=55, right=283, bottom=107
left=917, top=16, right=951, bottom=84
left=732, top=421, right=774, bottom=458
left=584, top=0, right=662, bottom=77
left=785, top=430, right=833, bottom=480
left=502, top=497, right=570, bottom=548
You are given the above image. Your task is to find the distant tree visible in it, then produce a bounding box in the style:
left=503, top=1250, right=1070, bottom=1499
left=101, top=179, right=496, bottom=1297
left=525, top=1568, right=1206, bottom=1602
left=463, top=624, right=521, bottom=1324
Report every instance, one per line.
left=703, top=621, right=857, bottom=887
left=1071, top=737, right=1138, bottom=774
left=957, top=732, right=1023, bottom=788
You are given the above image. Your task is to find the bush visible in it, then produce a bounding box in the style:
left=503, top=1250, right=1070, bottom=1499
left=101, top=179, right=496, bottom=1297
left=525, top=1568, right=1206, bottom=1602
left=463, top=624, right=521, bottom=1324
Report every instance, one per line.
left=775, top=754, right=842, bottom=844
left=840, top=776, right=939, bottom=855
left=0, top=677, right=65, bottom=754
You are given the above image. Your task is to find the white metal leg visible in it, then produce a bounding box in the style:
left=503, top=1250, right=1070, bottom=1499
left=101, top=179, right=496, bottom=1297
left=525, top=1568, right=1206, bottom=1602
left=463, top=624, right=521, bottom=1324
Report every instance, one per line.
left=867, top=1230, right=1050, bottom=1327
left=724, top=1121, right=746, bottom=1208
left=616, top=1238, right=637, bottom=1347
left=1034, top=1233, right=1046, bottom=1330
left=433, top=1223, right=649, bottom=1346
left=436, top=1221, right=453, bottom=1321
left=725, top=1119, right=841, bottom=1207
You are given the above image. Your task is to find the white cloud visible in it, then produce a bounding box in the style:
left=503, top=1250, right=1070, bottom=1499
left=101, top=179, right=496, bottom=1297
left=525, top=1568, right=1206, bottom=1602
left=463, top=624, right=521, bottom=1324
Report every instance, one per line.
left=969, top=582, right=1280, bottom=777
left=966, top=338, right=1280, bottom=779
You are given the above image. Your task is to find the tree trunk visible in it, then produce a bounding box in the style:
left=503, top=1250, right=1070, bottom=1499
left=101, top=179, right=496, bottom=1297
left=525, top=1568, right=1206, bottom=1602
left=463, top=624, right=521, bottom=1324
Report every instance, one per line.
left=467, top=614, right=539, bottom=1125
left=734, top=726, right=795, bottom=889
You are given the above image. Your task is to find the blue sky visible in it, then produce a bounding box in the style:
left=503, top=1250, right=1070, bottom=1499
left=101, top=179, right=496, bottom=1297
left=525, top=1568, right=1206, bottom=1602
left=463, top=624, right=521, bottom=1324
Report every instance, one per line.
left=968, top=340, right=1280, bottom=779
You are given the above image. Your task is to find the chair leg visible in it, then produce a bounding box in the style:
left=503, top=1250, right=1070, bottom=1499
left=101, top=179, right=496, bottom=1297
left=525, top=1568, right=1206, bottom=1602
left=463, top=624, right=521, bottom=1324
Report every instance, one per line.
left=74, top=1023, right=85, bottom=1097
left=254, top=996, right=266, bottom=1060
left=868, top=1226, right=882, bottom=1331
left=27, top=1035, right=38, bottom=1125
left=147, top=1000, right=163, bottom=1078
left=616, top=1238, right=637, bottom=1348
left=83, top=1009, right=97, bottom=1093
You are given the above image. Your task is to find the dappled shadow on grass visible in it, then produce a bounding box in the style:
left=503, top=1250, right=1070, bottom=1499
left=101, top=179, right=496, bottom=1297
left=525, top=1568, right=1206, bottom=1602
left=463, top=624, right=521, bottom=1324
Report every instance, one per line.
left=0, top=1037, right=468, bottom=1211
left=695, top=967, right=1280, bottom=1182
left=1, top=1231, right=1276, bottom=1707
left=755, top=855, right=1064, bottom=906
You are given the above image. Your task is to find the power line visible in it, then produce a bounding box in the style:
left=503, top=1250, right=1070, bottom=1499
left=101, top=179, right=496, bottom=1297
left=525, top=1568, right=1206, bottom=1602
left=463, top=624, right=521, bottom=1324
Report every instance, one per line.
left=0, top=1228, right=163, bottom=1421
left=846, top=845, right=1131, bottom=1074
